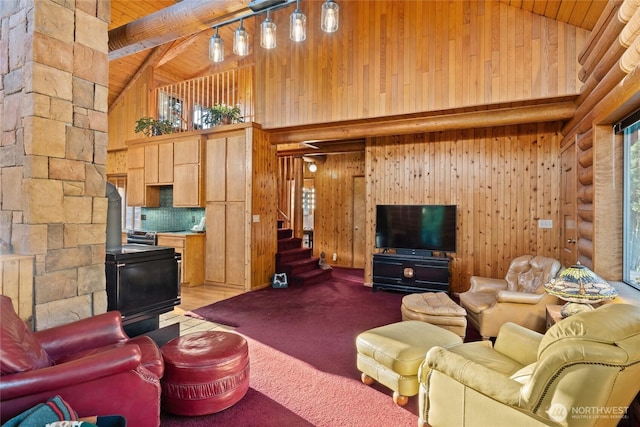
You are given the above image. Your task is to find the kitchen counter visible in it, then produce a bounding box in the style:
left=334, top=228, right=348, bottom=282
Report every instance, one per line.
left=157, top=231, right=205, bottom=236
left=157, top=233, right=205, bottom=287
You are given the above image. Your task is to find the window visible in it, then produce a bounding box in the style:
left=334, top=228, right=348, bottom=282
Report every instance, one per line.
left=193, top=103, right=210, bottom=130
left=158, top=91, right=183, bottom=130
left=108, top=176, right=141, bottom=231
left=616, top=112, right=640, bottom=289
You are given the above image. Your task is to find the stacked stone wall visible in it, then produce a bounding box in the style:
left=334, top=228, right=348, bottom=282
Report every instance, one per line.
left=0, top=0, right=110, bottom=329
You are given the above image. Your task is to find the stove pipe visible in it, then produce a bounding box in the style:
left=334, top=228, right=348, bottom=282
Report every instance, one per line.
left=106, top=182, right=122, bottom=252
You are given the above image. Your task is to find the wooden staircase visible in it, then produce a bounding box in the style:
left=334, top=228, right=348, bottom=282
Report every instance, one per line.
left=276, top=227, right=332, bottom=286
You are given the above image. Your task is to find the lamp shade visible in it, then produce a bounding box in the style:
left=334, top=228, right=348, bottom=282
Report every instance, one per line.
left=321, top=0, right=339, bottom=33
left=261, top=14, right=277, bottom=49
left=209, top=30, right=224, bottom=63
left=290, top=9, right=306, bottom=42
left=233, top=21, right=250, bottom=56
left=544, top=263, right=618, bottom=304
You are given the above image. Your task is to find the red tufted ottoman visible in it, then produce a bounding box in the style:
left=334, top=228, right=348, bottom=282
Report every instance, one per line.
left=160, top=331, right=250, bottom=416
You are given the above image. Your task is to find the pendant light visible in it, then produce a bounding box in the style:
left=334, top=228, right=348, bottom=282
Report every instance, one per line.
left=321, top=0, right=339, bottom=33
left=290, top=0, right=306, bottom=42
left=233, top=19, right=249, bottom=56
left=209, top=27, right=224, bottom=62
left=261, top=10, right=277, bottom=49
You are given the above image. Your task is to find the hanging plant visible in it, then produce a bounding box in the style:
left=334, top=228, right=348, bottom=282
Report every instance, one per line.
left=203, top=104, right=244, bottom=127
left=134, top=117, right=174, bottom=137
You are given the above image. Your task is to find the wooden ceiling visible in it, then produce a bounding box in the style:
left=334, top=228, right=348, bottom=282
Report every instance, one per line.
left=107, top=0, right=608, bottom=115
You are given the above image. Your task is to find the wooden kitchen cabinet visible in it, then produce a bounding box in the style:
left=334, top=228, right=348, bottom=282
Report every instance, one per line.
left=126, top=146, right=145, bottom=206
left=145, top=143, right=173, bottom=184
left=174, top=163, right=201, bottom=207
left=126, top=134, right=203, bottom=207
left=204, top=125, right=277, bottom=292
left=173, top=136, right=204, bottom=207
left=157, top=233, right=205, bottom=287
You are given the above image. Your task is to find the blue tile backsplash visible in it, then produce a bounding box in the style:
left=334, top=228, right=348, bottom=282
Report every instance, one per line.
left=141, top=187, right=205, bottom=232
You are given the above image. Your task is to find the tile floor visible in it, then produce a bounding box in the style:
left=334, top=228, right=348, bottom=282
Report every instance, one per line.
left=159, top=307, right=234, bottom=337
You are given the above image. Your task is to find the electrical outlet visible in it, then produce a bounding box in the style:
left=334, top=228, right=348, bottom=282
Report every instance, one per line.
left=538, top=219, right=553, bottom=229
left=192, top=216, right=196, bottom=223
left=332, top=253, right=337, bottom=261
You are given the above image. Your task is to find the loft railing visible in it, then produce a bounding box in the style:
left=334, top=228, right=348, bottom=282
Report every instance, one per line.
left=154, top=65, right=254, bottom=133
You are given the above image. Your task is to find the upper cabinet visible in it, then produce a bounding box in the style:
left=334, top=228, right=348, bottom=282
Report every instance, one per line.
left=125, top=133, right=205, bottom=207
left=145, top=143, right=174, bottom=185
left=173, top=137, right=204, bottom=207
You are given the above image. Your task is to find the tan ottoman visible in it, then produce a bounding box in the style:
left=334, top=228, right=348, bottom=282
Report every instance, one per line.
left=356, top=320, right=462, bottom=406
left=401, top=292, right=467, bottom=339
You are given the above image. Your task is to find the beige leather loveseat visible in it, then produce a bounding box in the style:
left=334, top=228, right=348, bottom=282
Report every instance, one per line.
left=459, top=255, right=561, bottom=339
left=418, top=303, right=640, bottom=427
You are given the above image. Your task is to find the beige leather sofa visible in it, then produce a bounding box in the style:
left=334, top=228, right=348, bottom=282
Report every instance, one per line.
left=417, top=303, right=640, bottom=427
left=459, top=255, right=562, bottom=339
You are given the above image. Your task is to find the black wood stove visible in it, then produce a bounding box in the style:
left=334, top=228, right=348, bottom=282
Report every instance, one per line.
left=105, top=244, right=181, bottom=344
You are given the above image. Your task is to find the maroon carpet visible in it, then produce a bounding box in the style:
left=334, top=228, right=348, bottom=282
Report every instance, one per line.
left=160, top=267, right=420, bottom=426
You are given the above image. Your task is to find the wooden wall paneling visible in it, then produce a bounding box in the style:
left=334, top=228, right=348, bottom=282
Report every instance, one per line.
left=108, top=68, right=151, bottom=151
left=363, top=123, right=560, bottom=294
left=249, top=127, right=277, bottom=290
left=0, top=255, right=34, bottom=329
left=313, top=152, right=365, bottom=267
left=106, top=150, right=127, bottom=175
left=255, top=0, right=588, bottom=129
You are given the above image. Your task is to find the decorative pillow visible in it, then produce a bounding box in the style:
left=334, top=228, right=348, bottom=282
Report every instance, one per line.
left=0, top=295, right=52, bottom=374
left=517, top=270, right=541, bottom=293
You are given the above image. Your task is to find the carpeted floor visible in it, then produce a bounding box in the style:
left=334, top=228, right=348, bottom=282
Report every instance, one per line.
left=160, top=267, right=420, bottom=426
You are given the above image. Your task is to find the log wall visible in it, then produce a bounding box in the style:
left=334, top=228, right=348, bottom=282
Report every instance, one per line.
left=561, top=0, right=640, bottom=279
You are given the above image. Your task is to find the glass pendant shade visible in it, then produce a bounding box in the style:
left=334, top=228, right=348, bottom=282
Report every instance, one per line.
left=233, top=20, right=250, bottom=56
left=290, top=9, right=306, bottom=42
left=209, top=30, right=224, bottom=63
left=261, top=12, right=277, bottom=49
left=321, top=0, right=339, bottom=33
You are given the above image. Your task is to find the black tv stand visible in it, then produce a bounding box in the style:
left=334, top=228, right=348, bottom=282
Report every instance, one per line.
left=396, top=248, right=433, bottom=257
left=372, top=252, right=450, bottom=294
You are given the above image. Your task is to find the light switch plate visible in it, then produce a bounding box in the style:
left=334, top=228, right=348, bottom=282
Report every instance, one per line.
left=538, top=219, right=553, bottom=229
left=252, top=215, right=260, bottom=223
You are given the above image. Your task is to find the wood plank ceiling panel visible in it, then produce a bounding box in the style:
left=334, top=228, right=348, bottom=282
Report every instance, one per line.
left=108, top=1, right=607, bottom=129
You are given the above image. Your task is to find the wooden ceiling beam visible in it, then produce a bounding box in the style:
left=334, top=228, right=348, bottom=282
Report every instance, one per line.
left=157, top=33, right=207, bottom=67
left=109, top=43, right=173, bottom=110
left=268, top=99, right=577, bottom=145
left=108, top=0, right=247, bottom=60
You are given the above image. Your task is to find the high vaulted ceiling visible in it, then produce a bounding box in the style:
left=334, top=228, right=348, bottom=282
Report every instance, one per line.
left=108, top=0, right=608, bottom=110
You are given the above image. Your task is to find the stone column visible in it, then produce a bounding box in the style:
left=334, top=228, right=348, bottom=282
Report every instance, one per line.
left=0, top=0, right=110, bottom=329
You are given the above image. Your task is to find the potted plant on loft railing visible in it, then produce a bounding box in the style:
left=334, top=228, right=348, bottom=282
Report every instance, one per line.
left=134, top=117, right=175, bottom=137
left=203, top=103, right=244, bottom=127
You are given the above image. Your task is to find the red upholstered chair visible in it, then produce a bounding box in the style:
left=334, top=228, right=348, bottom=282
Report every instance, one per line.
left=0, top=295, right=164, bottom=426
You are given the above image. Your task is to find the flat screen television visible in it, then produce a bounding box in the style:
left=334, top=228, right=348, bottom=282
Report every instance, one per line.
left=375, top=204, right=457, bottom=253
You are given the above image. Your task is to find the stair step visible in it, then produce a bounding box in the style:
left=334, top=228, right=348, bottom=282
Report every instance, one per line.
left=277, top=237, right=303, bottom=252
left=284, top=257, right=320, bottom=276
left=277, top=228, right=293, bottom=240
left=290, top=268, right=332, bottom=286
left=276, top=247, right=313, bottom=266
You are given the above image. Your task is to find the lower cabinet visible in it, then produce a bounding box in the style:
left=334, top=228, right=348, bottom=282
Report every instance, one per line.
left=157, top=233, right=205, bottom=287
left=372, top=253, right=450, bottom=293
